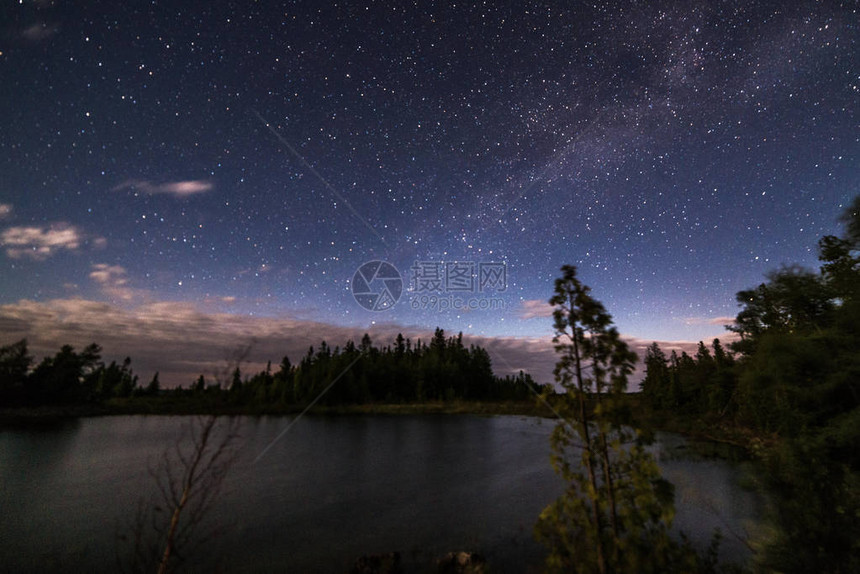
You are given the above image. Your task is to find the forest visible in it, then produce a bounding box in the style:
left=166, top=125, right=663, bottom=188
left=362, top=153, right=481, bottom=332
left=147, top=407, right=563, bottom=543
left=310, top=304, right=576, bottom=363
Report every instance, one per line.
left=639, top=197, right=860, bottom=572
left=1, top=197, right=858, bottom=573
left=0, top=328, right=545, bottom=408
left=528, top=197, right=859, bottom=573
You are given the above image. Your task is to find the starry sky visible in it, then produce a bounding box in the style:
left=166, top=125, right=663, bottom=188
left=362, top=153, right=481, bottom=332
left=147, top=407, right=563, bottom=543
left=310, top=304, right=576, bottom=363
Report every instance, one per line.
left=0, top=1, right=857, bottom=385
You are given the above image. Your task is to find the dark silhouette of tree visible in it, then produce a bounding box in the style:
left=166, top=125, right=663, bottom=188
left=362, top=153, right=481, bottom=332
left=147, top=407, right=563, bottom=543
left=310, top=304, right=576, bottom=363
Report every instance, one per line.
left=0, top=339, right=33, bottom=404
left=91, top=357, right=138, bottom=400
left=145, top=372, right=161, bottom=396
left=229, top=329, right=536, bottom=407
left=5, top=327, right=541, bottom=409
left=642, top=339, right=738, bottom=417
left=229, top=367, right=242, bottom=393
left=28, top=343, right=103, bottom=404
left=729, top=265, right=834, bottom=355
left=641, top=342, right=670, bottom=408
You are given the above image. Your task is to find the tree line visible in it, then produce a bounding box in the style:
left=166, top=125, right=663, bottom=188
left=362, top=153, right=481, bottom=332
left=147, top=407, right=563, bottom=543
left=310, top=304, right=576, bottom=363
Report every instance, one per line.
left=0, top=341, right=141, bottom=405
left=0, top=328, right=545, bottom=407
left=640, top=196, right=860, bottom=573
left=640, top=338, right=736, bottom=418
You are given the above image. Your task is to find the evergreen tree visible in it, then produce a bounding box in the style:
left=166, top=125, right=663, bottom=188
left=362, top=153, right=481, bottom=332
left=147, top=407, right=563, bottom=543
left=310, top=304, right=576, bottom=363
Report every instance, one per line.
left=0, top=339, right=33, bottom=403
left=29, top=343, right=102, bottom=403
left=146, top=372, right=161, bottom=396
left=229, top=367, right=242, bottom=393
left=641, top=342, right=669, bottom=408
left=727, top=196, right=860, bottom=570
left=729, top=265, right=834, bottom=355
left=535, top=265, right=694, bottom=573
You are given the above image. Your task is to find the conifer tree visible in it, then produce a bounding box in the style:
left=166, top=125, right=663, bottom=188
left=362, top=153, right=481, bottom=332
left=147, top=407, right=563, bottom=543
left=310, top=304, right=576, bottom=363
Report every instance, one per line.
left=535, top=265, right=694, bottom=573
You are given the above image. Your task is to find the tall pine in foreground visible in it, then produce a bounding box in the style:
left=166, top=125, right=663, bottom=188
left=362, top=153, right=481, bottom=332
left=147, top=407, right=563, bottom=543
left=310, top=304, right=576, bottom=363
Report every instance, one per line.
left=535, top=265, right=699, bottom=573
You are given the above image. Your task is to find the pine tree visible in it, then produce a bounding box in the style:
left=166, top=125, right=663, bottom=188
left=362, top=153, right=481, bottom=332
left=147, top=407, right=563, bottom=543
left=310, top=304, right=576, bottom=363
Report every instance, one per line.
left=535, top=265, right=694, bottom=573
left=0, top=339, right=32, bottom=403
left=641, top=342, right=670, bottom=408
left=146, top=372, right=161, bottom=396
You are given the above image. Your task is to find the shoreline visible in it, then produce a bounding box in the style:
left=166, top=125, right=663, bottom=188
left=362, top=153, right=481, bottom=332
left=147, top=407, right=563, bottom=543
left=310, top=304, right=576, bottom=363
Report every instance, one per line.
left=0, top=397, right=769, bottom=454
left=0, top=399, right=557, bottom=424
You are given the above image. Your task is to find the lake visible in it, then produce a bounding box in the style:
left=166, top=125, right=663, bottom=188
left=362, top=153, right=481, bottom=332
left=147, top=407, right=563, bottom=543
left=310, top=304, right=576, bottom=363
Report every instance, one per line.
left=0, top=415, right=764, bottom=572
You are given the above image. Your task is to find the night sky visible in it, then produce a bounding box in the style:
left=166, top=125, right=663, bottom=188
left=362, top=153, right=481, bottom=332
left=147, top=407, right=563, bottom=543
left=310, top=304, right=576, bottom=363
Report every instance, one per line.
left=1, top=1, right=857, bottom=385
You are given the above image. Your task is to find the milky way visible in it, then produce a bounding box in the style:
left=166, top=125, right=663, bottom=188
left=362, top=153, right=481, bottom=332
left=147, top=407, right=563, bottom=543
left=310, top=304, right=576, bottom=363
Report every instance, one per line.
left=0, top=1, right=857, bottom=382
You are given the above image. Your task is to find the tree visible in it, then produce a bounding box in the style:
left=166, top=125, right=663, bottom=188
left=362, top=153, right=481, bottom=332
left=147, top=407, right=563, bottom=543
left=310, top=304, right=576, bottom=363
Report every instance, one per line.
left=118, top=415, right=240, bottom=574
left=729, top=265, right=834, bottom=355
left=726, top=196, right=860, bottom=570
left=641, top=342, right=670, bottom=408
left=229, top=367, right=242, bottom=393
left=146, top=372, right=161, bottom=396
left=534, top=265, right=695, bottom=573
left=359, top=333, right=373, bottom=353
left=0, top=339, right=33, bottom=403
left=758, top=432, right=860, bottom=573
left=642, top=340, right=738, bottom=418
left=707, top=339, right=736, bottom=416
left=29, top=343, right=103, bottom=403
left=92, top=357, right=138, bottom=399
left=818, top=196, right=860, bottom=305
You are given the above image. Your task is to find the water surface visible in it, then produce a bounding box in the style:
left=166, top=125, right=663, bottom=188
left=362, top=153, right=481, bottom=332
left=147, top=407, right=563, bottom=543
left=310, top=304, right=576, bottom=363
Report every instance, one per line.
left=0, top=415, right=762, bottom=572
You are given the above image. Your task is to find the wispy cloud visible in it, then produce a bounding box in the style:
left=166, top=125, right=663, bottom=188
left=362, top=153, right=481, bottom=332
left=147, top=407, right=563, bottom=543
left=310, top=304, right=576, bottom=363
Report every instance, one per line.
left=20, top=22, right=60, bottom=41
left=0, top=298, right=557, bottom=387
left=518, top=299, right=554, bottom=319
left=0, top=223, right=104, bottom=260
left=681, top=316, right=736, bottom=327
left=89, top=264, right=145, bottom=302
left=113, top=179, right=213, bottom=197
left=203, top=295, right=238, bottom=305
left=89, top=264, right=128, bottom=286
left=0, top=204, right=12, bottom=220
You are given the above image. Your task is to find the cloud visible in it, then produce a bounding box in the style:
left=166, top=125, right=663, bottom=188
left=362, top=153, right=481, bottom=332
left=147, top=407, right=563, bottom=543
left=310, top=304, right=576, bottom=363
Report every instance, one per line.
left=203, top=295, right=238, bottom=305
left=90, top=264, right=128, bottom=286
left=0, top=297, right=739, bottom=391
left=0, top=223, right=103, bottom=260
left=89, top=263, right=146, bottom=302
left=113, top=179, right=213, bottom=197
left=0, top=204, right=11, bottom=219
left=20, top=22, right=60, bottom=41
left=0, top=297, right=557, bottom=388
left=518, top=299, right=554, bottom=319
left=680, top=316, right=736, bottom=327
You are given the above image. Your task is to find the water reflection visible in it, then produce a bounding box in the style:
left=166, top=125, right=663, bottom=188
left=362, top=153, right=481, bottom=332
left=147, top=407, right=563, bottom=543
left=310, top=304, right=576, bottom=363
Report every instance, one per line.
left=0, top=415, right=763, bottom=573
